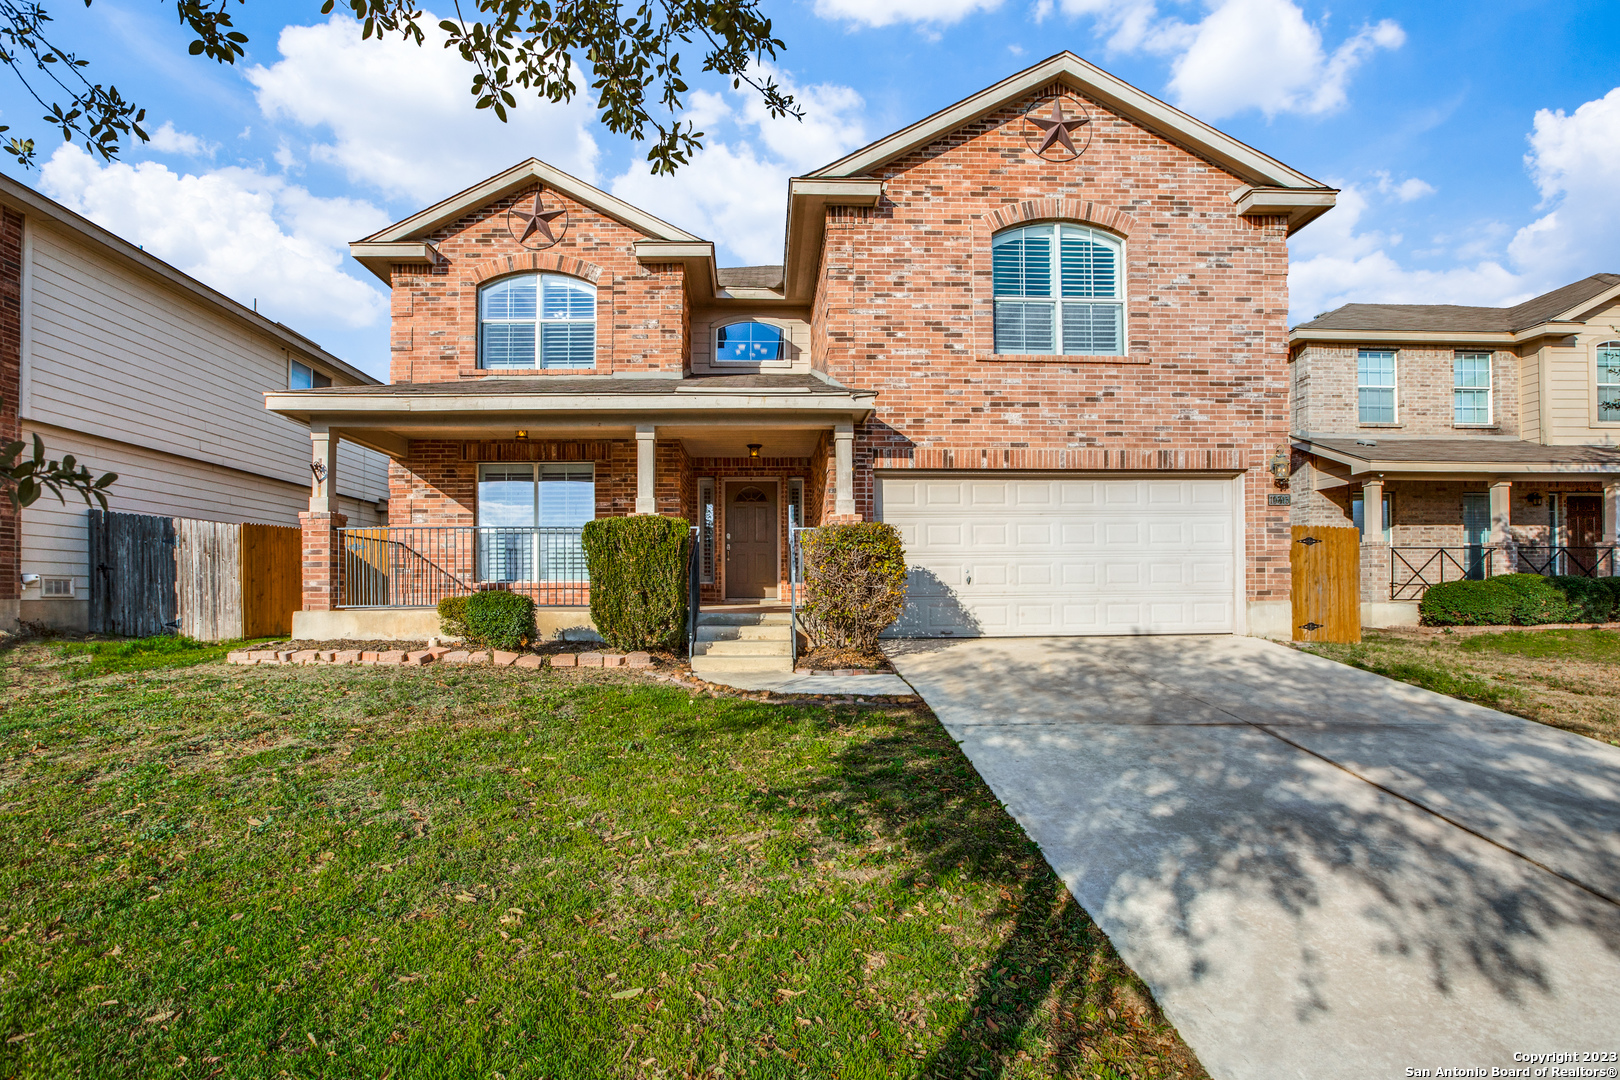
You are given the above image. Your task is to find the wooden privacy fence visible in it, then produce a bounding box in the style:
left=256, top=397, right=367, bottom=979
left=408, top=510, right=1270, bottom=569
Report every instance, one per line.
left=1291, top=525, right=1361, bottom=644
left=90, top=510, right=301, bottom=640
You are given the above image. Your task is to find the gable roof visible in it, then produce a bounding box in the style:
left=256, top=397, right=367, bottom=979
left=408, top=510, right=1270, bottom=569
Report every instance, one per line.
left=350, top=158, right=701, bottom=282
left=810, top=51, right=1330, bottom=192
left=1295, top=274, right=1620, bottom=336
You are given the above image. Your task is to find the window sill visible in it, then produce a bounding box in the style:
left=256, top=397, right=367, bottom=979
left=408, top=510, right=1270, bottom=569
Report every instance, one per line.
left=1358, top=423, right=1404, bottom=429
left=977, top=352, right=1149, bottom=365
left=1452, top=425, right=1500, bottom=431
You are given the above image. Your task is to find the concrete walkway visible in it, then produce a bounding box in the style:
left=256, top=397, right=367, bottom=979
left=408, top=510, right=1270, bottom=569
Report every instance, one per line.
left=695, top=668, right=913, bottom=695
left=887, top=635, right=1620, bottom=1080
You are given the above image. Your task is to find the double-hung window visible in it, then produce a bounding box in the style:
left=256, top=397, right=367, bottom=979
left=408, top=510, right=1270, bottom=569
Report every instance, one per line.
left=1599, top=341, right=1620, bottom=418
left=993, top=224, right=1123, bottom=356
left=476, top=462, right=594, bottom=581
left=1453, top=351, right=1492, bottom=426
left=1358, top=349, right=1397, bottom=424
left=479, top=273, right=596, bottom=370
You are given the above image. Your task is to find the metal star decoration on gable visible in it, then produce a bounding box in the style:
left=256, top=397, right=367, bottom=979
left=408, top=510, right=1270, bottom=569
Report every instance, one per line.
left=1023, top=94, right=1092, bottom=162
left=508, top=190, right=568, bottom=249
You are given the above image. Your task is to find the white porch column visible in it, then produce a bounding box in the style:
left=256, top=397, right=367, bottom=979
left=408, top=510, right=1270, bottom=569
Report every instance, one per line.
left=1605, top=478, right=1620, bottom=545
left=635, top=425, right=657, bottom=515
left=1360, top=477, right=1384, bottom=541
left=1489, top=477, right=1513, bottom=545
left=308, top=427, right=338, bottom=513
left=834, top=422, right=855, bottom=518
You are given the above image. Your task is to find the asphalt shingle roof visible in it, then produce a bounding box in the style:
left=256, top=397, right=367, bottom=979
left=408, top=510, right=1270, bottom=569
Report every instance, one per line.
left=716, top=265, right=784, bottom=289
left=1296, top=274, right=1620, bottom=334
left=1306, top=437, right=1620, bottom=465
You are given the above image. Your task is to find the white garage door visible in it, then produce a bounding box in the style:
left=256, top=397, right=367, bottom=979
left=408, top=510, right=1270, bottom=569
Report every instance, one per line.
left=878, top=475, right=1240, bottom=637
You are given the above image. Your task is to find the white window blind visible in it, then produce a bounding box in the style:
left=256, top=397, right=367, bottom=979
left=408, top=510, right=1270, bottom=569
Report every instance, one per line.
left=992, top=224, right=1122, bottom=356
left=479, top=273, right=596, bottom=370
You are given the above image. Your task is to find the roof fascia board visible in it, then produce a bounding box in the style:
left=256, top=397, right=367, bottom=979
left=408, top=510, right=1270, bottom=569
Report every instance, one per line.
left=265, top=389, right=877, bottom=418
left=359, top=158, right=701, bottom=247
left=350, top=241, right=444, bottom=284
left=782, top=177, right=884, bottom=301
left=0, top=175, right=378, bottom=385
left=808, top=52, right=1323, bottom=190
left=1230, top=185, right=1338, bottom=235
left=1290, top=328, right=1517, bottom=346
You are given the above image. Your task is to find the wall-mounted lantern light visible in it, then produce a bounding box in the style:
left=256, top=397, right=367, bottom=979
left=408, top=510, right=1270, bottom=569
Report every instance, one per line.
left=1268, top=446, right=1291, bottom=488
left=747, top=443, right=762, bottom=458
left=1526, top=491, right=1544, bottom=507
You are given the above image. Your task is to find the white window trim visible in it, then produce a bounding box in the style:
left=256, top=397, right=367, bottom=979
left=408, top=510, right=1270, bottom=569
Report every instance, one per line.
left=1452, top=350, right=1494, bottom=428
left=1594, top=339, right=1620, bottom=426
left=1357, top=348, right=1399, bottom=426
left=991, top=222, right=1127, bottom=358
left=40, top=576, right=75, bottom=598
left=712, top=319, right=793, bottom=368
left=477, top=272, right=597, bottom=372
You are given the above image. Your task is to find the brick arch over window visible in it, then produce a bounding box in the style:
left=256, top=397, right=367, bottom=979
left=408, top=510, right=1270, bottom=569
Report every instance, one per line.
left=985, top=199, right=1137, bottom=238
left=464, top=252, right=605, bottom=287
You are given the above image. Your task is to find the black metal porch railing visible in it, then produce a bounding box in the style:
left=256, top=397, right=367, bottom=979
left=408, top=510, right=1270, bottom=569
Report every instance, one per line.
left=1390, top=546, right=1492, bottom=601
left=1513, top=545, right=1620, bottom=578
left=338, top=526, right=588, bottom=608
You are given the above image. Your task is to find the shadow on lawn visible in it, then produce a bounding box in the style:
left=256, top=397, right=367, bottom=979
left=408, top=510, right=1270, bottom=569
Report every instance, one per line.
left=759, top=708, right=1190, bottom=1078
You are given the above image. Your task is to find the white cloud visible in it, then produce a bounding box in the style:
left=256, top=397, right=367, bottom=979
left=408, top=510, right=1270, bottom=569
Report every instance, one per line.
left=813, top=0, right=1004, bottom=28
left=38, top=144, right=390, bottom=332
left=1506, top=87, right=1620, bottom=284
left=146, top=122, right=215, bottom=158
left=246, top=14, right=601, bottom=204
left=610, top=70, right=870, bottom=266
left=1374, top=171, right=1436, bottom=202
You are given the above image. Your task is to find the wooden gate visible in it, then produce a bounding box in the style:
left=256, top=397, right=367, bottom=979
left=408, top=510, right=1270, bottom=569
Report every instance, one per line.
left=241, top=523, right=301, bottom=638
left=177, top=518, right=243, bottom=641
left=89, top=510, right=179, bottom=637
left=1291, top=525, right=1361, bottom=643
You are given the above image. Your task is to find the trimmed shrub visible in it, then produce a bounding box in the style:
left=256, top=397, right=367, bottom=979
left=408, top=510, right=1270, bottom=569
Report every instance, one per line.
left=582, top=515, right=692, bottom=652
left=437, top=595, right=471, bottom=639
left=464, top=589, right=536, bottom=651
left=1493, top=573, right=1576, bottom=625
left=1420, top=579, right=1518, bottom=626
left=799, top=522, right=908, bottom=654
left=1550, top=575, right=1618, bottom=623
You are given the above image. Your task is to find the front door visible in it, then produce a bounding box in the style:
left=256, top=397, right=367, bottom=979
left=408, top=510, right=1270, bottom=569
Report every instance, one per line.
left=725, top=483, right=778, bottom=599
left=1566, top=494, right=1603, bottom=574
left=1462, top=492, right=1489, bottom=579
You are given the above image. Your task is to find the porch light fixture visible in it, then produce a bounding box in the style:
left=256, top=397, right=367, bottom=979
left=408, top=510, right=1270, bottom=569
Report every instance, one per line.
left=1268, top=446, right=1290, bottom=488
left=1526, top=491, right=1544, bottom=507
left=747, top=443, right=762, bottom=458
left=515, top=429, right=529, bottom=440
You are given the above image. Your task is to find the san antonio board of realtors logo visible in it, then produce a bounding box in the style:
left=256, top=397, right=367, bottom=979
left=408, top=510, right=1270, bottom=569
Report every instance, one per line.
left=1023, top=93, right=1092, bottom=163
left=506, top=189, right=569, bottom=250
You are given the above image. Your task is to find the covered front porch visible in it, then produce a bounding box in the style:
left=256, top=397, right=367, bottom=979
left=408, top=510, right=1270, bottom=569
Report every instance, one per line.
left=1294, top=436, right=1620, bottom=608
left=265, top=375, right=875, bottom=639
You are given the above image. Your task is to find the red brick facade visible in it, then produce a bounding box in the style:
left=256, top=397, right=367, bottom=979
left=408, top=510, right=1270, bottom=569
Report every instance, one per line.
left=359, top=78, right=1301, bottom=613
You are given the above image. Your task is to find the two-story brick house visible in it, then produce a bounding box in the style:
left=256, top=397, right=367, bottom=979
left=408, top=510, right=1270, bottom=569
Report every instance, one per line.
left=269, top=52, right=1338, bottom=643
left=1290, top=273, right=1620, bottom=617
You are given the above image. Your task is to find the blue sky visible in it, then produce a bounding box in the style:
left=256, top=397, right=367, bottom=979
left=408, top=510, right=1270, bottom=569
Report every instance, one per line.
left=5, top=0, right=1618, bottom=380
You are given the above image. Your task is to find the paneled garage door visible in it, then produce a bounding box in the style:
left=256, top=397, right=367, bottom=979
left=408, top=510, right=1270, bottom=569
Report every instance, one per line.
left=877, top=475, right=1240, bottom=637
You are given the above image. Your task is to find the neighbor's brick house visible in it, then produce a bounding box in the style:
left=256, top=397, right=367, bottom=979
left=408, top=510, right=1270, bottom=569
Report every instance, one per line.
left=271, top=52, right=1339, bottom=640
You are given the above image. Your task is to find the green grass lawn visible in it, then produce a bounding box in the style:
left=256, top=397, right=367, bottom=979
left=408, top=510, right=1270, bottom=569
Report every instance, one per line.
left=1302, top=627, right=1620, bottom=747
left=0, top=640, right=1203, bottom=1079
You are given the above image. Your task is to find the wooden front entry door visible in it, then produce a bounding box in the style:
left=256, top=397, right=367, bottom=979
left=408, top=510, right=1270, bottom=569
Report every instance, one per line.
left=1566, top=494, right=1603, bottom=573
left=725, top=484, right=778, bottom=599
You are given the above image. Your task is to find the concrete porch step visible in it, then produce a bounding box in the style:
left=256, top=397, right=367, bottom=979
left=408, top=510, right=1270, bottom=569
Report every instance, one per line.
left=696, top=624, right=792, bottom=642
left=690, top=654, right=794, bottom=675
left=696, top=611, right=793, bottom=626
left=692, top=638, right=792, bottom=657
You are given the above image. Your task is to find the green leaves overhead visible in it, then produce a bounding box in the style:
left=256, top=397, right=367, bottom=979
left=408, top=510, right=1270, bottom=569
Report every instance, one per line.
left=0, top=398, right=118, bottom=510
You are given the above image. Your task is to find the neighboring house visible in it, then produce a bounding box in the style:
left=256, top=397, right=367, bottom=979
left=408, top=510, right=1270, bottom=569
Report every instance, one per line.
left=0, top=174, right=391, bottom=632
left=269, top=51, right=1338, bottom=641
left=1290, top=273, right=1620, bottom=614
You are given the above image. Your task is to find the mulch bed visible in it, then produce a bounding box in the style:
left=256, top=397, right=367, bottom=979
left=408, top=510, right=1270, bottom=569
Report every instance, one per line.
left=794, top=645, right=894, bottom=673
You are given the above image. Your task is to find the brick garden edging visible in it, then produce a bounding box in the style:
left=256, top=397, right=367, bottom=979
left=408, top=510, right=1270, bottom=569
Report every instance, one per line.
left=228, top=647, right=653, bottom=669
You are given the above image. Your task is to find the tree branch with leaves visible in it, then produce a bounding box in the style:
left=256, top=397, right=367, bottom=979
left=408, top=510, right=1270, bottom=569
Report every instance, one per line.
left=1, top=0, right=798, bottom=174
left=2, top=407, right=117, bottom=511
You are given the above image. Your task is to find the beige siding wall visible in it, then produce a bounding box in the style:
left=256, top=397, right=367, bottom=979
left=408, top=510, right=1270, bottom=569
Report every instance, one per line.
left=18, top=423, right=383, bottom=631
left=1539, top=298, right=1620, bottom=444
left=19, top=219, right=388, bottom=501
left=688, top=305, right=811, bottom=375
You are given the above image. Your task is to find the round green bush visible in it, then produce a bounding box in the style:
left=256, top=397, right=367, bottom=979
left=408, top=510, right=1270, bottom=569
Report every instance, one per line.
left=799, top=522, right=908, bottom=654
left=464, top=589, right=536, bottom=650
left=582, top=515, right=692, bottom=652
left=1550, top=575, right=1617, bottom=623
left=1492, top=573, right=1575, bottom=625
left=437, top=594, right=471, bottom=638
left=1420, top=579, right=1517, bottom=626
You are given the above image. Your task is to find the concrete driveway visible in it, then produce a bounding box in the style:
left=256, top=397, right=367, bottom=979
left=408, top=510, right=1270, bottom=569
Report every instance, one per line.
left=886, top=635, right=1620, bottom=1080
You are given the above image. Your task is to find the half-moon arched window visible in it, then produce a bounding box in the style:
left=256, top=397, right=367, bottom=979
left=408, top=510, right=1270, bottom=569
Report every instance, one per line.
left=1599, top=340, right=1620, bottom=416
left=733, top=486, right=769, bottom=503
left=479, top=273, right=596, bottom=370
left=992, top=223, right=1122, bottom=356
left=715, top=321, right=786, bottom=362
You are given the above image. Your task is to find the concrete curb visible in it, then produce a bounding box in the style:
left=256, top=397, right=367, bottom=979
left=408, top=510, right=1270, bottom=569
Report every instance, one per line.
left=227, top=648, right=653, bottom=669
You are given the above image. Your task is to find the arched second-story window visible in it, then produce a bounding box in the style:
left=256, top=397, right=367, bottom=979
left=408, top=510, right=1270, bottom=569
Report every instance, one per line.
left=993, top=223, right=1122, bottom=356
left=1599, top=341, right=1620, bottom=417
left=715, top=321, right=786, bottom=362
left=479, top=272, right=596, bottom=370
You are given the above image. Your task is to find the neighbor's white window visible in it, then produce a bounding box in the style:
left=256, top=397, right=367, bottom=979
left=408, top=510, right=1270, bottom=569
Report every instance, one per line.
left=992, top=223, right=1123, bottom=356
left=1453, top=351, right=1492, bottom=426
left=697, top=478, right=716, bottom=583
left=289, top=359, right=330, bottom=389
left=1358, top=349, right=1397, bottom=424
left=1599, top=341, right=1620, bottom=419
left=475, top=462, right=594, bottom=581
left=479, top=273, right=596, bottom=370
